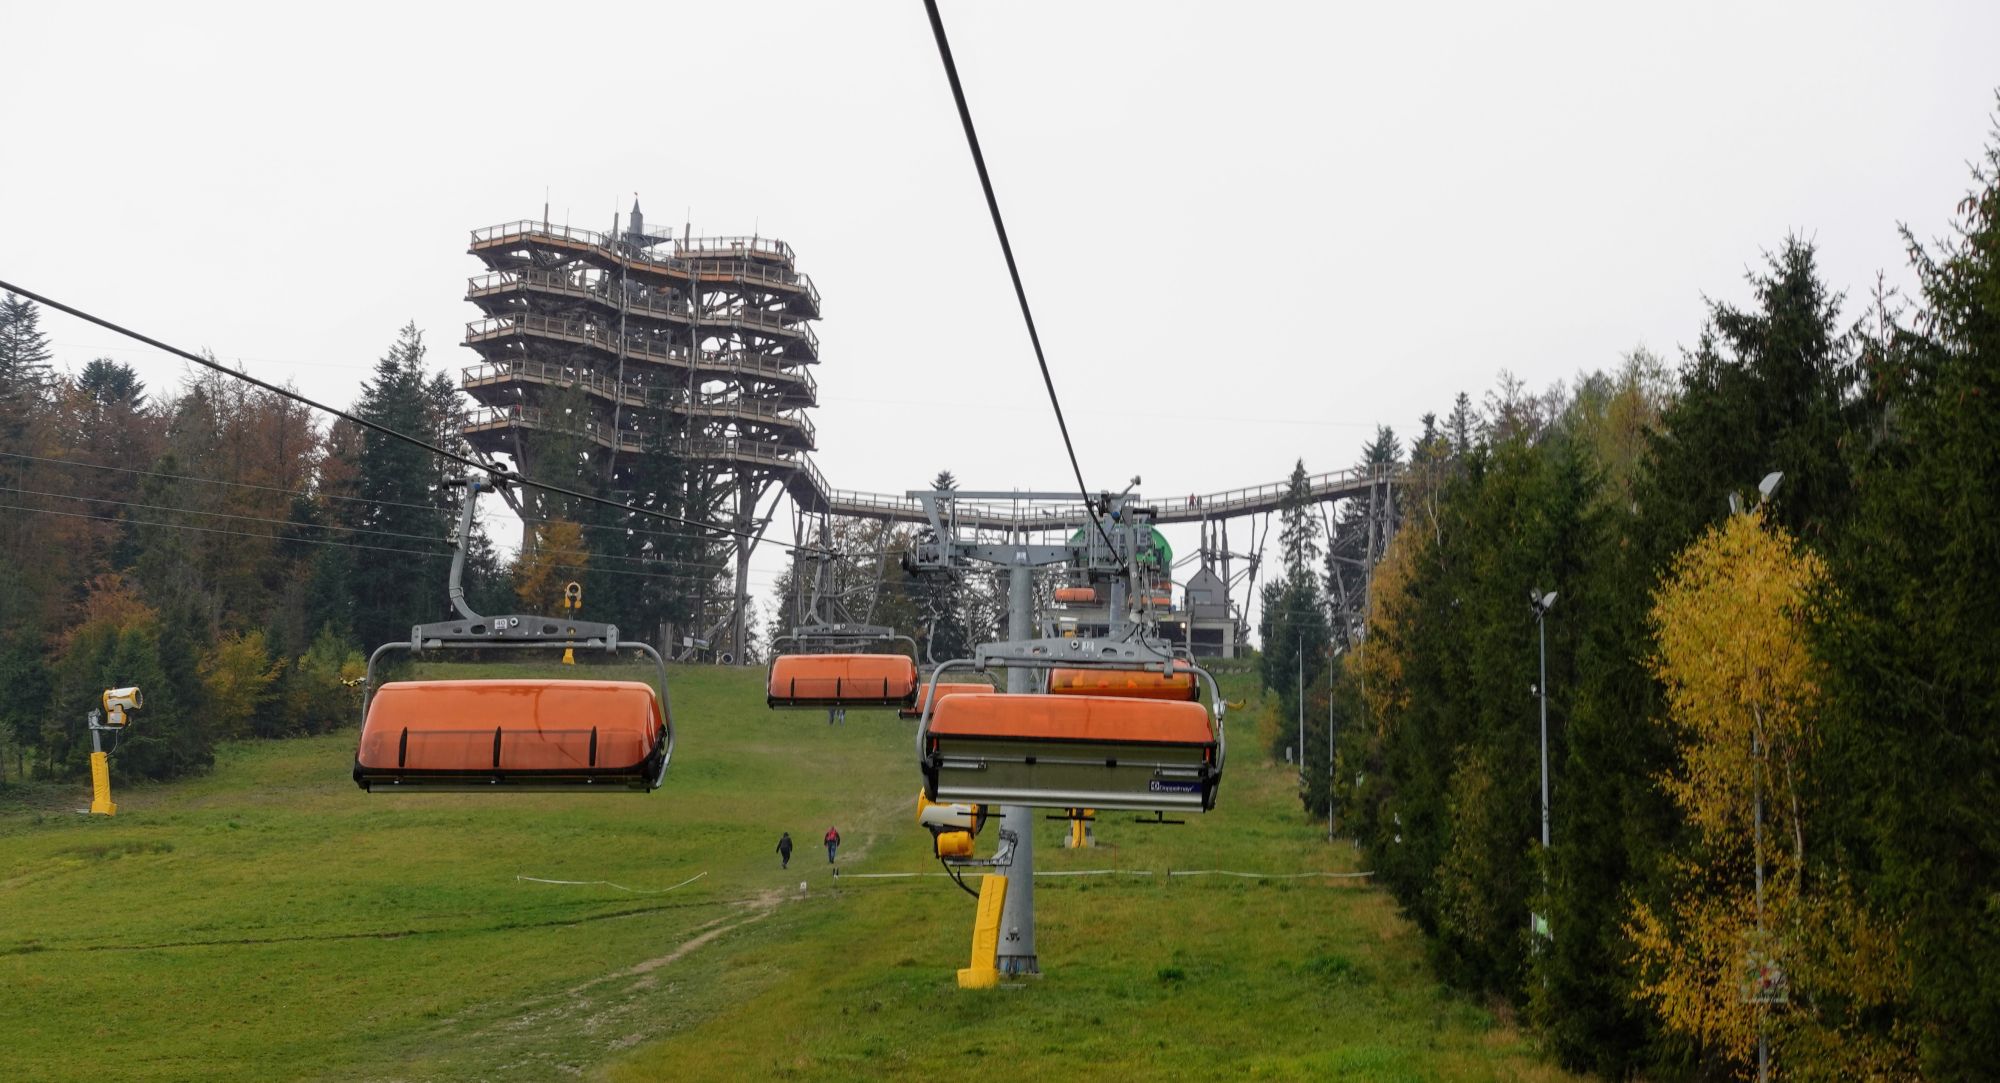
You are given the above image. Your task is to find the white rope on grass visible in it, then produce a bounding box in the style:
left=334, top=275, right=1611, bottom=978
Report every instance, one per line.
left=843, top=869, right=1155, bottom=880
left=1167, top=870, right=1374, bottom=879
left=515, top=871, right=708, bottom=894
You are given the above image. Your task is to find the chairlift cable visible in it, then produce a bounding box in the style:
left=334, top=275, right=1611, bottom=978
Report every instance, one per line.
left=919, top=1, right=1118, bottom=555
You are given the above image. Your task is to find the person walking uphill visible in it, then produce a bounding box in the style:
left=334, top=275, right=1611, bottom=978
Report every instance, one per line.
left=824, top=826, right=841, bottom=864
left=776, top=831, right=793, bottom=869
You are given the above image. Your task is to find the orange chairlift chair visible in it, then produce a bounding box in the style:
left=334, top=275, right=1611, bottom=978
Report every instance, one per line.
left=899, top=680, right=998, bottom=720
left=916, top=638, right=1226, bottom=814
left=766, top=624, right=920, bottom=711
left=1046, top=663, right=1200, bottom=701
left=353, top=478, right=672, bottom=792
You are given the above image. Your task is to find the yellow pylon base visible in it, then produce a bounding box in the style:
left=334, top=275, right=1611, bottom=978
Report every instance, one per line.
left=89, top=751, right=116, bottom=816
left=1066, top=810, right=1094, bottom=848
left=956, top=873, right=1007, bottom=989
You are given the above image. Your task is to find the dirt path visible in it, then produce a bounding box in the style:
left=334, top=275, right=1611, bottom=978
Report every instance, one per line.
left=627, top=888, right=782, bottom=982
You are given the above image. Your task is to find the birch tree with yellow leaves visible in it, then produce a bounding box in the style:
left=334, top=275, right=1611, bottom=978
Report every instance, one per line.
left=1632, top=505, right=1913, bottom=1080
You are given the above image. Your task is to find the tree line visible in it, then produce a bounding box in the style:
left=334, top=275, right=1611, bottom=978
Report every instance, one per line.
left=0, top=316, right=721, bottom=787
left=1256, top=115, right=2000, bottom=1077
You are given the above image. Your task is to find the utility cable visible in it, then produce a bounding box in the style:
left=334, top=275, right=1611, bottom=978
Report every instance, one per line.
left=0, top=482, right=735, bottom=576
left=0, top=501, right=760, bottom=589
left=3, top=451, right=741, bottom=550
left=0, top=449, right=441, bottom=514
left=0, top=280, right=827, bottom=558
left=919, top=0, right=1118, bottom=555
left=0, top=484, right=454, bottom=545
left=0, top=501, right=448, bottom=559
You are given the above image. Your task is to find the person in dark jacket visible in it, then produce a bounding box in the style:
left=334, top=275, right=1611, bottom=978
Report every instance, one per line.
left=776, top=832, right=794, bottom=869
left=824, top=826, right=841, bottom=863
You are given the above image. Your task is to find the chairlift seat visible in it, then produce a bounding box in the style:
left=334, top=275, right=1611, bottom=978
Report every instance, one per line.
left=899, top=682, right=995, bottom=720
left=1048, top=666, right=1200, bottom=702
left=922, top=694, right=1218, bottom=813
left=767, top=653, right=918, bottom=708
left=354, top=679, right=667, bottom=791
left=1053, top=586, right=1101, bottom=604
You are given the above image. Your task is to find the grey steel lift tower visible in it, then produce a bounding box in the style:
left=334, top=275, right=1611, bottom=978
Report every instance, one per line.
left=904, top=484, right=1170, bottom=976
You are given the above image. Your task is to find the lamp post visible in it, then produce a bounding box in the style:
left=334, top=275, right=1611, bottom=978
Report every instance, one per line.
left=1527, top=588, right=1557, bottom=947
left=1740, top=470, right=1782, bottom=1083
left=1296, top=632, right=1304, bottom=789
left=1529, top=589, right=1557, bottom=850
left=1328, top=660, right=1336, bottom=843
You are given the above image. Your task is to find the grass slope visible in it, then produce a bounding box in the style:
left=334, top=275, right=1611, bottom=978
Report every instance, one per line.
left=1, top=664, right=1577, bottom=1082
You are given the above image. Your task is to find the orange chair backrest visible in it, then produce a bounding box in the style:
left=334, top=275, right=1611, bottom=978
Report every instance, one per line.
left=1047, top=667, right=1200, bottom=702
left=358, top=679, right=662, bottom=772
left=768, top=653, right=918, bottom=702
left=929, top=693, right=1212, bottom=745
left=900, top=682, right=995, bottom=718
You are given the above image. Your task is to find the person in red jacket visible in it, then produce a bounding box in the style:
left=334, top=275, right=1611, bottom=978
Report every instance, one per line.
left=824, top=825, right=841, bottom=864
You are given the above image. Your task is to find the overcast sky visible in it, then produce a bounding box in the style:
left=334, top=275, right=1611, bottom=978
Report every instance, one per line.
left=5, top=1, right=1997, bottom=632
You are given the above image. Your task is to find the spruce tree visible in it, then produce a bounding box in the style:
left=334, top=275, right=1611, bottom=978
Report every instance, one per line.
left=349, top=324, right=453, bottom=650
left=0, top=292, right=53, bottom=415
left=1818, top=119, right=2000, bottom=1075
left=914, top=469, right=973, bottom=659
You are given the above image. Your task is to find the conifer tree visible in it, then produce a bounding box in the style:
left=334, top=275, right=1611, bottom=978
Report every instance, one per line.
left=349, top=324, right=454, bottom=650
left=0, top=292, right=53, bottom=416
left=1818, top=115, right=2000, bottom=1075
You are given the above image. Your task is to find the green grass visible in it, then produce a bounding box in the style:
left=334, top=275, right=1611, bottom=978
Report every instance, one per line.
left=1, top=664, right=1580, bottom=1082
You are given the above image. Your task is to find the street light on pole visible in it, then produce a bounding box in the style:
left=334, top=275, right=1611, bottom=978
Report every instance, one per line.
left=1529, top=587, right=1557, bottom=946
left=1529, top=589, right=1558, bottom=851
left=1739, top=470, right=1781, bottom=1083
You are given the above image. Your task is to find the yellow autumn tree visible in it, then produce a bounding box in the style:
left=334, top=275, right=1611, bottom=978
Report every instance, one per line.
left=1356, top=522, right=1421, bottom=728
left=1629, top=507, right=1914, bottom=1080
left=199, top=630, right=283, bottom=739
left=514, top=519, right=587, bottom=614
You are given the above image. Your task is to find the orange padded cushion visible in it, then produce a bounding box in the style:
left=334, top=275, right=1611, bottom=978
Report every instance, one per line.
left=901, top=682, right=996, bottom=717
left=917, top=682, right=996, bottom=704
left=358, top=680, right=661, bottom=772
left=1047, top=667, right=1199, bottom=702
left=767, top=654, right=918, bottom=700
left=929, top=694, right=1212, bottom=745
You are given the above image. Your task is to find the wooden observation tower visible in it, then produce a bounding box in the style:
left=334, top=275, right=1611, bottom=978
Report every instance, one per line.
left=459, top=202, right=820, bottom=659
